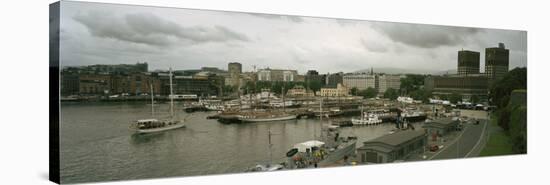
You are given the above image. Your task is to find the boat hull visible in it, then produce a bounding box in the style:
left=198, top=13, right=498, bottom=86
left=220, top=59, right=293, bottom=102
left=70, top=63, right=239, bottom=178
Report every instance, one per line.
left=136, top=123, right=186, bottom=134
left=403, top=115, right=427, bottom=122
left=239, top=115, right=297, bottom=122
left=351, top=118, right=382, bottom=125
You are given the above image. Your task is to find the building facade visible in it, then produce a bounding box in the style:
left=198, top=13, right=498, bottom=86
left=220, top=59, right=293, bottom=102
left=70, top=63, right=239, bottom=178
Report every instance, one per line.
left=286, top=85, right=315, bottom=97
left=78, top=74, right=111, bottom=95
left=485, top=43, right=510, bottom=82
left=257, top=68, right=299, bottom=82
left=319, top=83, right=349, bottom=97
left=227, top=62, right=242, bottom=87
left=458, top=50, right=480, bottom=75
left=343, top=73, right=376, bottom=91
left=424, top=74, right=489, bottom=99
left=378, top=75, right=402, bottom=94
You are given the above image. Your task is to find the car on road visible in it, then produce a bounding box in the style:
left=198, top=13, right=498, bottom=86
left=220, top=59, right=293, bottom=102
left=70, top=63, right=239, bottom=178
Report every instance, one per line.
left=429, top=145, right=439, bottom=152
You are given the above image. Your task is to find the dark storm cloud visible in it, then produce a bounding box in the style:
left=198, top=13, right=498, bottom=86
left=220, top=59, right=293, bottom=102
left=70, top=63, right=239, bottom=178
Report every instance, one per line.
left=371, top=22, right=482, bottom=48
left=74, top=11, right=249, bottom=47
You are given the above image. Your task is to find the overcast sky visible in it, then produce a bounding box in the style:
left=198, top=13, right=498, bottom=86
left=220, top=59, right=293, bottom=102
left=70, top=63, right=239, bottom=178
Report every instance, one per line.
left=59, top=1, right=527, bottom=74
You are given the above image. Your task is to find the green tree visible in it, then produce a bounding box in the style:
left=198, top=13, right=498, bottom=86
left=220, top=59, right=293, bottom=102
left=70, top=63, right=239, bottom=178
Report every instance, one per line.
left=350, top=87, right=358, bottom=96
left=400, top=74, right=426, bottom=94
left=359, top=87, right=378, bottom=98
left=490, top=67, right=527, bottom=108
left=449, top=92, right=462, bottom=104
left=383, top=88, right=398, bottom=100
left=471, top=95, right=480, bottom=104
left=509, top=105, right=527, bottom=153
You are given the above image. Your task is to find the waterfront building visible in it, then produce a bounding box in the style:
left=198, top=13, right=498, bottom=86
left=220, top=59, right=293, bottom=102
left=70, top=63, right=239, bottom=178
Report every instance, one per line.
left=422, top=118, right=460, bottom=136
left=378, top=75, right=402, bottom=94
left=257, top=68, right=299, bottom=82
left=424, top=74, right=489, bottom=100
left=61, top=72, right=79, bottom=96
left=357, top=129, right=427, bottom=163
left=343, top=73, right=376, bottom=91
left=162, top=75, right=212, bottom=96
left=485, top=43, right=510, bottom=82
left=458, top=50, right=480, bottom=75
left=78, top=74, right=111, bottom=95
left=319, top=83, right=349, bottom=97
left=286, top=85, right=315, bottom=97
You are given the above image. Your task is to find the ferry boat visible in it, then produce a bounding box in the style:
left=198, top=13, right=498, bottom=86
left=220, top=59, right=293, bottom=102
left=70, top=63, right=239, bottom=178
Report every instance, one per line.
left=351, top=113, right=382, bottom=125
left=401, top=109, right=427, bottom=122
left=351, top=106, right=383, bottom=125
left=132, top=68, right=185, bottom=134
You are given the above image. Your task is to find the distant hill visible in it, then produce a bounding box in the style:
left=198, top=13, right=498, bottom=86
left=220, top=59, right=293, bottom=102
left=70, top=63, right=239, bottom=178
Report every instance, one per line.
left=354, top=67, right=456, bottom=75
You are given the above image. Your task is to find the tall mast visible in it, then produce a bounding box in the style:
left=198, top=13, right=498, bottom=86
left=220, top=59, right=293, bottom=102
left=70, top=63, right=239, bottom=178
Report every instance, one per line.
left=150, top=81, right=154, bottom=117
left=317, top=97, right=322, bottom=139
left=169, top=68, right=174, bottom=118
left=268, top=128, right=273, bottom=165
left=361, top=105, right=364, bottom=121
left=282, top=86, right=285, bottom=113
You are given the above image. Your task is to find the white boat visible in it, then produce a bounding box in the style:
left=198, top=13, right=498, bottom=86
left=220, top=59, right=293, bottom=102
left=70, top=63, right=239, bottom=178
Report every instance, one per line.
left=351, top=106, right=382, bottom=125
left=133, top=68, right=185, bottom=134
left=351, top=113, right=382, bottom=125
left=135, top=119, right=185, bottom=134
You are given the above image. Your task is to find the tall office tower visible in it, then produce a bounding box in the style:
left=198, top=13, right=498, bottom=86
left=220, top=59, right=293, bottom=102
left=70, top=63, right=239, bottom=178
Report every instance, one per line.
left=457, top=50, right=480, bottom=75
left=228, top=62, right=242, bottom=87
left=485, top=43, right=510, bottom=81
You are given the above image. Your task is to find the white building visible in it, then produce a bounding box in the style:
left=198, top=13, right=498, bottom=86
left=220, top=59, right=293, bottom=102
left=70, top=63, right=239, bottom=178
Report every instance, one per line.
left=257, top=68, right=298, bottom=82
left=378, top=75, right=402, bottom=93
left=319, top=83, right=350, bottom=97
left=343, top=73, right=376, bottom=90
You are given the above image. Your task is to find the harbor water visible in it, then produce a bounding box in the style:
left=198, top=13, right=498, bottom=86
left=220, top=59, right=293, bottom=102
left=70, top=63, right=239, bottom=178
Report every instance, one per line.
left=60, top=102, right=401, bottom=183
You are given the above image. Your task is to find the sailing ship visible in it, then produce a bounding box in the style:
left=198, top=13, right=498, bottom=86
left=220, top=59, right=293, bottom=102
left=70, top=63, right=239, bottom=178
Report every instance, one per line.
left=133, top=68, right=185, bottom=134
left=237, top=86, right=297, bottom=122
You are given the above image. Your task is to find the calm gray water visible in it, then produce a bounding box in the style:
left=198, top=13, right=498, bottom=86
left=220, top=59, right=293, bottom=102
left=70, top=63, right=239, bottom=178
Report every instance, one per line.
left=60, top=102, right=398, bottom=183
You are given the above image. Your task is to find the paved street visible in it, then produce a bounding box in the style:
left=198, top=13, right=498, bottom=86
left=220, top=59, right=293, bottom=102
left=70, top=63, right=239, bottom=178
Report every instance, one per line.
left=430, top=119, right=487, bottom=160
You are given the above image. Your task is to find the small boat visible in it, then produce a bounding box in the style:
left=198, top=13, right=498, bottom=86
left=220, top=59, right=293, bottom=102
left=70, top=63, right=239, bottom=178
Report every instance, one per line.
left=401, top=109, right=427, bottom=122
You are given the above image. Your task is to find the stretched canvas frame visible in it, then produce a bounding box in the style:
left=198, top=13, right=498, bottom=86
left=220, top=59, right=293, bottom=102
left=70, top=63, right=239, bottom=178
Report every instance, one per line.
left=50, top=1, right=527, bottom=184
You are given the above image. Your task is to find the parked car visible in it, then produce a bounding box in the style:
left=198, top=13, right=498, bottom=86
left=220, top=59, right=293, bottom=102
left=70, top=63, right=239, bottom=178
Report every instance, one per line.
left=429, top=145, right=439, bottom=152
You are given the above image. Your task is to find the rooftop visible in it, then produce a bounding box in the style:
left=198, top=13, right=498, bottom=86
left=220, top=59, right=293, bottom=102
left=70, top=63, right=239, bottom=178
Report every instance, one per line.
left=365, top=129, right=426, bottom=146
left=426, top=118, right=459, bottom=125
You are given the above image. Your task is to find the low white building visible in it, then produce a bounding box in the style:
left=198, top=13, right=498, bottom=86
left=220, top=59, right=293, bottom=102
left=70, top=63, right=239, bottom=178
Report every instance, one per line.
left=319, top=83, right=350, bottom=97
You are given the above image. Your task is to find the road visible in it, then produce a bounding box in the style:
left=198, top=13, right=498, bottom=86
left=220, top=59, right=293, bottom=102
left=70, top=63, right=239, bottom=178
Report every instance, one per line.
left=430, top=120, right=487, bottom=160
